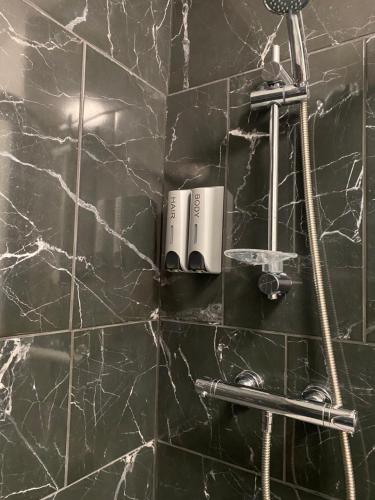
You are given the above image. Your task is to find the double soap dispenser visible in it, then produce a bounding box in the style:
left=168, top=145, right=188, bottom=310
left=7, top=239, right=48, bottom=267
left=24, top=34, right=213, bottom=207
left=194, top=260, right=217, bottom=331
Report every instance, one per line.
left=165, top=187, right=224, bottom=274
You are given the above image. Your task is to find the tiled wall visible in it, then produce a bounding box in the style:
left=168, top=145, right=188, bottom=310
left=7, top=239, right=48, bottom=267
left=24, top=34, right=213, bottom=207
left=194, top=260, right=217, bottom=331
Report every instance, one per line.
left=2, top=1, right=375, bottom=499
left=159, top=1, right=375, bottom=499
left=0, top=0, right=170, bottom=498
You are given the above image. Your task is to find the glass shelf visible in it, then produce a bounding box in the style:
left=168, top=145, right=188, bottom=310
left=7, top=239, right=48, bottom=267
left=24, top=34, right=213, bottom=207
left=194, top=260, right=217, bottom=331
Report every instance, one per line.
left=224, top=249, right=297, bottom=267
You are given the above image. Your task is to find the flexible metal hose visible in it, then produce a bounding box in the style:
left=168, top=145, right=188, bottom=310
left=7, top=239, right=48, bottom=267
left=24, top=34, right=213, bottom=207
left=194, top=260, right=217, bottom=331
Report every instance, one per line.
left=300, top=101, right=356, bottom=500
left=262, top=411, right=273, bottom=500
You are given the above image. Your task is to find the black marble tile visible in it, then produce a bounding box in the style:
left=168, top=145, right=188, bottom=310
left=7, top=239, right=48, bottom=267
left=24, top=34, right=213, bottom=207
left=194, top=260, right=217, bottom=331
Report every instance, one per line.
left=157, top=442, right=325, bottom=500
left=68, top=322, right=157, bottom=482
left=164, top=81, right=227, bottom=191
left=158, top=321, right=285, bottom=477
left=31, top=0, right=171, bottom=93
left=225, top=42, right=364, bottom=340
left=0, top=331, right=70, bottom=500
left=47, top=443, right=154, bottom=500
left=161, top=81, right=227, bottom=323
left=0, top=1, right=82, bottom=336
left=286, top=337, right=375, bottom=499
left=169, top=0, right=375, bottom=92
left=73, top=47, right=165, bottom=329
left=366, top=37, right=375, bottom=340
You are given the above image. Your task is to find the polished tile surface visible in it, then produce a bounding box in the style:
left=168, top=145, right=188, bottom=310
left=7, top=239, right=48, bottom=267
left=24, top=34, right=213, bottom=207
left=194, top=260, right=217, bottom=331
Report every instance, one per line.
left=68, top=322, right=158, bottom=482
left=225, top=41, right=363, bottom=340
left=30, top=0, right=171, bottom=93
left=169, top=0, right=375, bottom=92
left=161, top=81, right=227, bottom=323
left=0, top=0, right=82, bottom=336
left=286, top=337, right=375, bottom=499
left=47, top=444, right=154, bottom=500
left=0, top=331, right=70, bottom=499
left=158, top=321, right=285, bottom=476
left=367, top=36, right=375, bottom=340
left=73, top=47, right=165, bottom=329
left=157, top=442, right=325, bottom=500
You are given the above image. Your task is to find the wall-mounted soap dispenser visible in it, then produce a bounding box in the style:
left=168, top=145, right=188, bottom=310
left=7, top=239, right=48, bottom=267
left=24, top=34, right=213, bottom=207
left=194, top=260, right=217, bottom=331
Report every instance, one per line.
left=165, top=189, right=191, bottom=271
left=187, top=186, right=224, bottom=274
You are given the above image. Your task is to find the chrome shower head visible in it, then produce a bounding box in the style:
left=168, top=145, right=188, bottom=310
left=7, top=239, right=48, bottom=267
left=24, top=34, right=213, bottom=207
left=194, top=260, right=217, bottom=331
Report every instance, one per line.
left=264, top=0, right=309, bottom=15
left=264, top=0, right=310, bottom=86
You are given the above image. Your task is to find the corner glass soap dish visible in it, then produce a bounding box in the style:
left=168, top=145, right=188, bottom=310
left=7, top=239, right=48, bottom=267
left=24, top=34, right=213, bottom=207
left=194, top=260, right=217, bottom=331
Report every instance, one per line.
left=224, top=249, right=297, bottom=273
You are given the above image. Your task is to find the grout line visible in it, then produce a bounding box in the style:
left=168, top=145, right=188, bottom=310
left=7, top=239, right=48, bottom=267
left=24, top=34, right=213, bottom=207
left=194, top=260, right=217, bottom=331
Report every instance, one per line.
left=221, top=77, right=231, bottom=326
left=362, top=38, right=368, bottom=343
left=0, top=319, right=159, bottom=342
left=283, top=335, right=288, bottom=482
left=22, top=0, right=167, bottom=98
left=157, top=440, right=340, bottom=500
left=68, top=42, right=86, bottom=332
left=72, top=318, right=159, bottom=333
left=64, top=42, right=87, bottom=486
left=160, top=317, right=375, bottom=346
left=166, top=0, right=174, bottom=95
left=0, top=328, right=71, bottom=342
left=41, top=441, right=155, bottom=500
left=168, top=32, right=375, bottom=97
left=169, top=73, right=242, bottom=97
left=152, top=322, right=160, bottom=500
left=158, top=440, right=264, bottom=478
left=63, top=331, right=75, bottom=486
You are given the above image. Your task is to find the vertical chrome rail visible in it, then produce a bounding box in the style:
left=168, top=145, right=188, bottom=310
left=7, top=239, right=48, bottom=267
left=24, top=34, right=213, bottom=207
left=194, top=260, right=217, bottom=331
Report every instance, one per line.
left=268, top=102, right=280, bottom=254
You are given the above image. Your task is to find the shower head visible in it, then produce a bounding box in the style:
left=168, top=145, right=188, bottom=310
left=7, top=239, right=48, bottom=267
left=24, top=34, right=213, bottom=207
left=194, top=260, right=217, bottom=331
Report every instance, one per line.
left=264, top=0, right=310, bottom=86
left=264, top=0, right=309, bottom=15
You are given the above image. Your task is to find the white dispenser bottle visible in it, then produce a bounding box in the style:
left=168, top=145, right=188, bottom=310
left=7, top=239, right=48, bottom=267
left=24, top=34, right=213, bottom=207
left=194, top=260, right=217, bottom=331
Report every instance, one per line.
left=187, top=186, right=224, bottom=274
left=165, top=189, right=191, bottom=272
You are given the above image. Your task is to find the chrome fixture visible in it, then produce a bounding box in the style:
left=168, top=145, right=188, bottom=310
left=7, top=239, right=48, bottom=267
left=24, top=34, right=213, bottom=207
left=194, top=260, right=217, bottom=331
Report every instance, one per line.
left=195, top=376, right=358, bottom=435
left=264, top=0, right=309, bottom=15
left=235, top=370, right=264, bottom=389
left=302, top=384, right=332, bottom=405
left=226, top=1, right=312, bottom=302
left=225, top=1, right=356, bottom=500
left=226, top=20, right=310, bottom=300
left=258, top=0, right=357, bottom=499
left=255, top=41, right=301, bottom=301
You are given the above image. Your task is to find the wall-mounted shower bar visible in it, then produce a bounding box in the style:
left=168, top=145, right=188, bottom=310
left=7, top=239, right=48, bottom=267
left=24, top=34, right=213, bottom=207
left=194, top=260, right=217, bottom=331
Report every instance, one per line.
left=250, top=84, right=307, bottom=110
left=269, top=102, right=279, bottom=255
left=195, top=378, right=358, bottom=434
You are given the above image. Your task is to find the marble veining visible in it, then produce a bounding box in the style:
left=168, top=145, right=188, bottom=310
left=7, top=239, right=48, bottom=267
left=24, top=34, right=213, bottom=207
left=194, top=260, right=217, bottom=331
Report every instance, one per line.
left=161, top=81, right=227, bottom=323
left=45, top=442, right=155, bottom=500
left=169, top=0, right=375, bottom=92
left=0, top=0, right=82, bottom=336
left=225, top=41, right=363, bottom=340
left=366, top=36, right=375, bottom=340
left=30, top=0, right=171, bottom=93
left=72, top=47, right=165, bottom=328
left=68, top=322, right=158, bottom=482
left=158, top=321, right=285, bottom=476
left=157, top=442, right=325, bottom=500
left=0, top=332, right=70, bottom=500
left=286, top=337, right=375, bottom=499
left=0, top=0, right=372, bottom=498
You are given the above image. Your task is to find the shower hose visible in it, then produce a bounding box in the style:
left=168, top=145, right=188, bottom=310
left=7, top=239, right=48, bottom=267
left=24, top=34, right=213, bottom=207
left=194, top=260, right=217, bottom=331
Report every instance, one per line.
left=261, top=101, right=356, bottom=500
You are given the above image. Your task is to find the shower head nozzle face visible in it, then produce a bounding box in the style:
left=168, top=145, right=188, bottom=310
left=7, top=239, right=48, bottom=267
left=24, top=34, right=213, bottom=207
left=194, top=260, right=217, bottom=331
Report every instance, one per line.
left=264, top=0, right=309, bottom=15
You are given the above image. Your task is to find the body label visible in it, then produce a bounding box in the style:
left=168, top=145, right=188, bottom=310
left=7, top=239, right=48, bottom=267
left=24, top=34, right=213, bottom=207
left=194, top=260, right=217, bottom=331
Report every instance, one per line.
left=193, top=193, right=201, bottom=218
